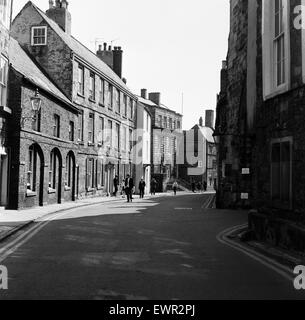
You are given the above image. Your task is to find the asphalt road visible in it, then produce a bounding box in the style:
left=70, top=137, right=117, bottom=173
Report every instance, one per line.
left=0, top=193, right=304, bottom=300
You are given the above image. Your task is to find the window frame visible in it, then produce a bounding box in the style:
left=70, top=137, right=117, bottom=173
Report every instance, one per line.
left=99, top=78, right=104, bottom=105
left=77, top=111, right=84, bottom=142
left=77, top=64, right=85, bottom=96
left=270, top=137, right=293, bottom=209
left=27, top=146, right=37, bottom=192
left=88, top=113, right=95, bottom=144
left=262, top=0, right=290, bottom=99
left=0, top=55, right=8, bottom=108
left=31, top=26, right=48, bottom=46
left=53, top=114, right=60, bottom=138
left=69, top=121, right=74, bottom=142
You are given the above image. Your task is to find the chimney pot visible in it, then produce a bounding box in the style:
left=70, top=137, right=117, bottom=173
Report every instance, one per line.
left=103, top=42, right=107, bottom=51
left=141, top=89, right=147, bottom=99
left=98, top=45, right=102, bottom=51
left=108, top=45, right=112, bottom=51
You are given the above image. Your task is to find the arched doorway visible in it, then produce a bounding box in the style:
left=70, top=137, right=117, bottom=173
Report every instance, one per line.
left=49, top=148, right=62, bottom=204
left=65, top=151, right=76, bottom=201
left=28, top=144, right=45, bottom=207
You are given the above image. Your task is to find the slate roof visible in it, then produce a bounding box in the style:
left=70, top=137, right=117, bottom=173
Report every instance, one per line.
left=137, top=96, right=182, bottom=116
left=198, top=126, right=215, bottom=143
left=9, top=37, right=77, bottom=110
left=27, top=1, right=133, bottom=95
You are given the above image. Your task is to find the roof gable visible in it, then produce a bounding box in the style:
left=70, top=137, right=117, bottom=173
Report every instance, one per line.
left=27, top=1, right=134, bottom=96
left=9, top=37, right=77, bottom=111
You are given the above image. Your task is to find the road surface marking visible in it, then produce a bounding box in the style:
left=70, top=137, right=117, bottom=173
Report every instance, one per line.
left=217, top=224, right=294, bottom=282
left=0, top=210, right=73, bottom=264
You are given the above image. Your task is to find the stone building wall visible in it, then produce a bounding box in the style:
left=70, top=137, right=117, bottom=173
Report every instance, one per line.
left=8, top=70, right=79, bottom=209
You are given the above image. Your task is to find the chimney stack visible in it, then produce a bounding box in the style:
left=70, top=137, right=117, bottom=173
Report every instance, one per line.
left=149, top=92, right=161, bottom=106
left=205, top=110, right=215, bottom=129
left=221, top=60, right=228, bottom=93
left=46, top=0, right=72, bottom=35
left=199, top=117, right=203, bottom=127
left=113, top=46, right=123, bottom=78
left=96, top=43, right=123, bottom=78
left=141, top=89, right=147, bottom=99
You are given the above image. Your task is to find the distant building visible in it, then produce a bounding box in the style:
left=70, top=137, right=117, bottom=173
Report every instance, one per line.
left=135, top=102, right=152, bottom=195
left=138, top=89, right=183, bottom=192
left=0, top=0, right=13, bottom=208
left=179, top=111, right=217, bottom=190
left=9, top=0, right=138, bottom=208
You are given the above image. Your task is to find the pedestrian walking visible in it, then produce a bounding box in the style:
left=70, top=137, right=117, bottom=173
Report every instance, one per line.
left=151, top=178, right=157, bottom=195
left=197, top=182, right=202, bottom=193
left=203, top=181, right=207, bottom=192
left=124, top=174, right=134, bottom=203
left=139, top=178, right=146, bottom=199
left=113, top=175, right=119, bottom=197
left=191, top=181, right=196, bottom=193
left=173, top=181, right=178, bottom=196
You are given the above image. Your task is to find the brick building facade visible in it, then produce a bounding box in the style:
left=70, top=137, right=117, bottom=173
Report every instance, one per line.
left=8, top=38, right=79, bottom=209
left=10, top=1, right=138, bottom=208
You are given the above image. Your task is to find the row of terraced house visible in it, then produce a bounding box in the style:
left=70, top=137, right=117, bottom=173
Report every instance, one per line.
left=0, top=0, right=183, bottom=210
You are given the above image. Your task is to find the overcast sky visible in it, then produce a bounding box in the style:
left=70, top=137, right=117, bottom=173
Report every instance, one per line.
left=13, top=0, right=230, bottom=130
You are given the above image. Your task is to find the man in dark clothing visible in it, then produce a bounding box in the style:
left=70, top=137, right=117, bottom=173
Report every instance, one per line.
left=113, top=175, right=119, bottom=197
left=191, top=181, right=196, bottom=193
left=203, top=181, right=207, bottom=192
left=124, top=174, right=134, bottom=203
left=151, top=178, right=157, bottom=195
left=139, top=178, right=146, bottom=199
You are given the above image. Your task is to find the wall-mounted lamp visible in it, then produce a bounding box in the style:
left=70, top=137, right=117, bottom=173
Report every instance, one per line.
left=21, top=89, right=42, bottom=127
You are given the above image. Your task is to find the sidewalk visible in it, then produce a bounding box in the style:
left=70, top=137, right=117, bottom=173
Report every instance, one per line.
left=0, top=191, right=212, bottom=242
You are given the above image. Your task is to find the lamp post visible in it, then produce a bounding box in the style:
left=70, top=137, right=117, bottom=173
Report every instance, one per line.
left=21, top=89, right=42, bottom=128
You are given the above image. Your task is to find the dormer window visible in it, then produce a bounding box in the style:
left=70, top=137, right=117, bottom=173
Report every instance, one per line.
left=31, top=26, right=47, bottom=46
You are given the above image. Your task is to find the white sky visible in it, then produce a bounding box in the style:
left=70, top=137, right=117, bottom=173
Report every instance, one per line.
left=13, top=0, right=230, bottom=130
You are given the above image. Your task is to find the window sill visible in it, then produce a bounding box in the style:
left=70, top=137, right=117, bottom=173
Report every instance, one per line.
left=97, top=186, right=104, bottom=191
left=48, top=188, right=56, bottom=194
left=89, top=98, right=96, bottom=103
left=87, top=187, right=96, bottom=192
left=32, top=44, right=47, bottom=47
left=64, top=186, right=71, bottom=191
left=99, top=103, right=105, bottom=108
left=77, top=93, right=85, bottom=98
left=263, top=83, right=290, bottom=101
left=88, top=142, right=95, bottom=147
left=77, top=140, right=84, bottom=146
left=26, top=190, right=37, bottom=197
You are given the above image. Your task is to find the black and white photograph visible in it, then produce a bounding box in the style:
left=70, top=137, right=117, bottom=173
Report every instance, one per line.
left=0, top=0, right=304, bottom=305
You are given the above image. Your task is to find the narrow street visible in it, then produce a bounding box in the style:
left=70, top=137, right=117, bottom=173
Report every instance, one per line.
left=0, top=194, right=303, bottom=300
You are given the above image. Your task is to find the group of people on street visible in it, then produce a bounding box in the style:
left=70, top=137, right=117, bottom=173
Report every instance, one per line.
left=191, top=181, right=208, bottom=193
left=113, top=175, right=157, bottom=203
